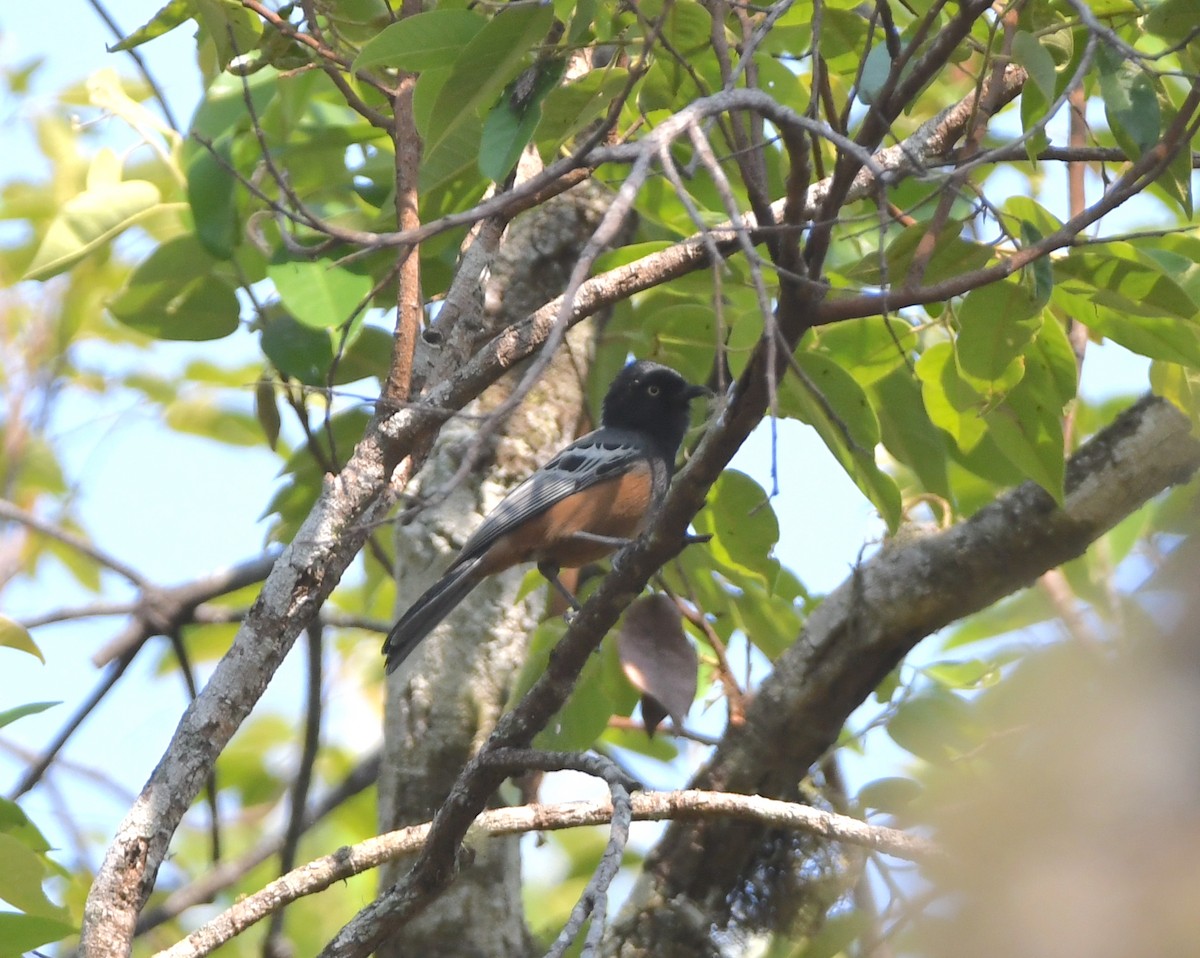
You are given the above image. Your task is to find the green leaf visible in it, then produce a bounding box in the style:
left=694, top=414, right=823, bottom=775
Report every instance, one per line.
left=411, top=63, right=485, bottom=193
left=947, top=436, right=1028, bottom=506
left=875, top=666, right=901, bottom=704
left=565, top=0, right=597, bottom=45
left=108, top=236, right=241, bottom=341
left=600, top=724, right=678, bottom=763
left=185, top=136, right=239, bottom=259
left=1052, top=280, right=1200, bottom=369
left=0, top=833, right=64, bottom=919
left=729, top=578, right=801, bottom=658
left=820, top=8, right=869, bottom=71
left=255, top=375, right=281, bottom=450
left=1150, top=360, right=1200, bottom=436
left=644, top=302, right=720, bottom=386
left=1155, top=98, right=1195, bottom=218
left=0, top=912, right=77, bottom=956
left=0, top=702, right=59, bottom=731
left=645, top=0, right=712, bottom=51
left=335, top=324, right=394, bottom=383
left=261, top=310, right=336, bottom=385
left=954, top=280, right=1043, bottom=396
left=479, top=63, right=562, bottom=182
left=1054, top=245, right=1200, bottom=359
left=353, top=9, right=487, bottom=73
left=217, top=714, right=290, bottom=807
left=165, top=399, right=264, bottom=447
left=190, top=68, right=278, bottom=141
left=872, top=370, right=952, bottom=499
left=1029, top=316, right=1078, bottom=408
left=634, top=0, right=712, bottom=106
left=982, top=354, right=1066, bottom=501
left=916, top=342, right=988, bottom=452
left=1021, top=222, right=1054, bottom=307
left=267, top=257, right=374, bottom=330
left=1019, top=78, right=1052, bottom=162
left=845, top=224, right=993, bottom=286
left=1077, top=308, right=1200, bottom=370
left=0, top=616, right=42, bottom=663
left=1145, top=0, right=1198, bottom=44
left=886, top=689, right=978, bottom=764
left=193, top=0, right=263, bottom=71
left=24, top=180, right=162, bottom=281
left=805, top=911, right=871, bottom=958
left=943, top=588, right=1055, bottom=647
left=424, top=3, right=555, bottom=176
left=519, top=621, right=638, bottom=750
left=691, top=470, right=779, bottom=585
left=0, top=799, right=51, bottom=853
left=1098, top=43, right=1160, bottom=156
left=43, top=527, right=102, bottom=591
left=1012, top=30, right=1055, bottom=101
left=779, top=352, right=880, bottom=447
left=536, top=67, right=629, bottom=148
left=808, top=316, right=917, bottom=387
left=412, top=66, right=451, bottom=139
left=108, top=0, right=191, bottom=52
left=923, top=658, right=1000, bottom=689
left=1002, top=195, right=1064, bottom=240
left=1140, top=235, right=1200, bottom=307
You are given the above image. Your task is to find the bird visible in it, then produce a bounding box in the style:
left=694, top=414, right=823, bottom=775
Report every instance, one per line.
left=383, top=360, right=710, bottom=673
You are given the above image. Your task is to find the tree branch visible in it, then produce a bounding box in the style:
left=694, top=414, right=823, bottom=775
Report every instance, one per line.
left=152, top=788, right=929, bottom=958
left=607, top=395, right=1200, bottom=948
left=77, top=54, right=1037, bottom=957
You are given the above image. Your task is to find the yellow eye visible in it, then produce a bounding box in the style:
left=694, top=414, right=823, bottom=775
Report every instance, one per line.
left=647, top=384, right=661, bottom=397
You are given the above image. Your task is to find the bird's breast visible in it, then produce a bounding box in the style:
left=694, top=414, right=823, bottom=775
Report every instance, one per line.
left=479, top=464, right=656, bottom=573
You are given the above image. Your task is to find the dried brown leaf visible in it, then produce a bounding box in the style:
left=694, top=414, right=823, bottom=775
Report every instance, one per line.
left=617, top=594, right=698, bottom=734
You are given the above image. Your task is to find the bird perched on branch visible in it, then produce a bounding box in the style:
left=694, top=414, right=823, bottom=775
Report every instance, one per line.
left=383, top=360, right=710, bottom=673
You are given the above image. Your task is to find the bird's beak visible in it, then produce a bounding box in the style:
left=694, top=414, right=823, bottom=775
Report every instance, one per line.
left=686, top=383, right=713, bottom=401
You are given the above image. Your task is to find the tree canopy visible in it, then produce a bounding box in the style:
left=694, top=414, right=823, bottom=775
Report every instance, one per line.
left=3, top=1, right=1200, bottom=956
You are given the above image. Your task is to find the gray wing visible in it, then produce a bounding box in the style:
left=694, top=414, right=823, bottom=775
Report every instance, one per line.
left=454, top=427, right=651, bottom=564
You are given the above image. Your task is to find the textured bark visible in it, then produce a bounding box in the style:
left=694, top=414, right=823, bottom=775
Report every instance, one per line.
left=604, top=395, right=1200, bottom=956
left=377, top=183, right=624, bottom=958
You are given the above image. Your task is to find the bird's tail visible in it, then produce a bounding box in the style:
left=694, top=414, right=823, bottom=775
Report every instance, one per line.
left=383, top=556, right=484, bottom=674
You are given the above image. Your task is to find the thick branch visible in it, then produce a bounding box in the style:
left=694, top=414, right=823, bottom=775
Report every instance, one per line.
left=610, top=395, right=1200, bottom=946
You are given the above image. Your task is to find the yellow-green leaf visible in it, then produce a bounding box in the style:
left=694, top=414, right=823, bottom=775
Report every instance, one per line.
left=24, top=180, right=162, bottom=281
left=916, top=342, right=987, bottom=452
left=0, top=616, right=42, bottom=663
